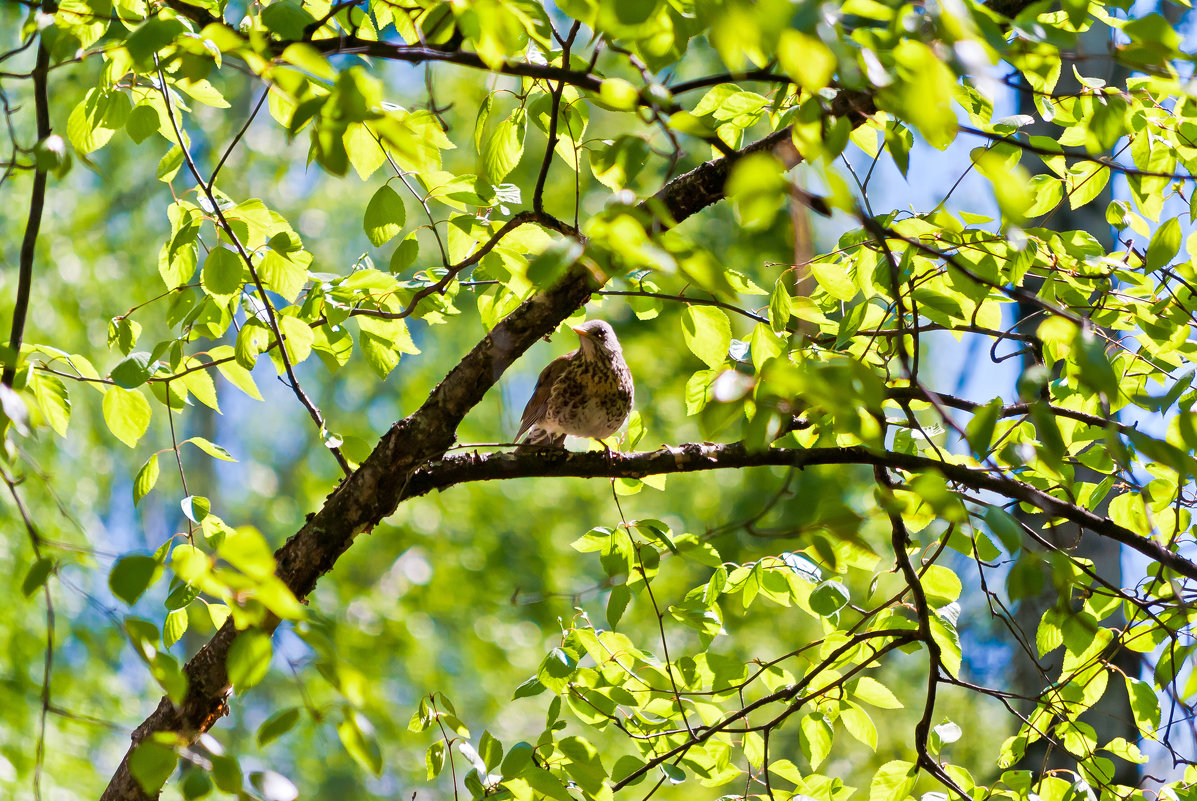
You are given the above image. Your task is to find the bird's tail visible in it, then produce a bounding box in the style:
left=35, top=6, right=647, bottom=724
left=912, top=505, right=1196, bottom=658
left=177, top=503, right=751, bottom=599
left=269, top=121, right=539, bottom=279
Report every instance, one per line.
left=516, top=426, right=565, bottom=453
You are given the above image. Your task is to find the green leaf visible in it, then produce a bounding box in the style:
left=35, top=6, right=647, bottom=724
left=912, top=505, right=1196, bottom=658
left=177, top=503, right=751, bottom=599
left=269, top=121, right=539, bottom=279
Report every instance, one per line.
left=726, top=152, right=787, bottom=230
left=125, top=16, right=185, bottom=63
left=258, top=707, right=301, bottom=747
left=607, top=583, right=630, bottom=629
left=129, top=739, right=178, bottom=795
left=152, top=657, right=184, bottom=705
left=1029, top=401, right=1065, bottom=464
left=853, top=676, right=904, bottom=709
left=1025, top=175, right=1063, bottom=217
left=31, top=371, right=71, bottom=436
left=103, top=387, right=152, bottom=447
left=930, top=614, right=963, bottom=675
left=1071, top=328, right=1119, bottom=398
left=110, top=352, right=153, bottom=388
left=389, top=234, right=420, bottom=273
left=109, top=554, right=160, bottom=605
left=870, top=760, right=918, bottom=801
left=227, top=628, right=273, bottom=692
left=557, top=736, right=608, bottom=795
left=478, top=730, right=504, bottom=771
left=769, top=279, right=792, bottom=334
left=180, top=495, right=210, bottom=524
left=261, top=0, right=317, bottom=38
left=163, top=608, right=188, bottom=648
left=984, top=505, right=1023, bottom=553
left=180, top=770, right=212, bottom=800
left=182, top=367, right=220, bottom=412
left=363, top=184, right=406, bottom=247
left=339, top=711, right=384, bottom=776
left=278, top=316, right=315, bottom=365
left=67, top=88, right=131, bottom=154
left=590, top=136, right=650, bottom=191
left=133, top=453, right=160, bottom=506
left=425, top=739, right=446, bottom=779
left=1146, top=216, right=1181, bottom=271
left=258, top=249, right=310, bottom=302
left=681, top=306, right=732, bottom=369
left=158, top=240, right=197, bottom=290
left=218, top=528, right=276, bottom=580
left=344, top=122, right=387, bottom=180
left=965, top=398, right=1001, bottom=456
left=809, top=580, right=849, bottom=615
left=482, top=107, right=527, bottom=183
left=779, top=30, right=836, bottom=91
left=1037, top=607, right=1063, bottom=657
left=526, top=239, right=583, bottom=288
left=1066, top=162, right=1109, bottom=210
left=800, top=713, right=833, bottom=769
left=684, top=368, right=717, bottom=415
left=202, top=247, right=244, bottom=301
left=210, top=755, right=242, bottom=793
left=22, top=557, right=54, bottom=597
left=157, top=145, right=184, bottom=182
left=841, top=703, right=878, bottom=750
left=599, top=77, right=639, bottom=109
left=921, top=564, right=962, bottom=606
left=811, top=260, right=858, bottom=301
left=184, top=436, right=237, bottom=461
left=359, top=331, right=399, bottom=378
left=125, top=103, right=161, bottom=144
left=887, top=40, right=957, bottom=149
left=1125, top=676, right=1161, bottom=731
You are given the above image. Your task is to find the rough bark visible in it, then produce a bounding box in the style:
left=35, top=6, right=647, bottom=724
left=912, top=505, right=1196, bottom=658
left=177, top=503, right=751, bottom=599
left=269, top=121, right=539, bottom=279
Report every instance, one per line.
left=99, top=118, right=785, bottom=801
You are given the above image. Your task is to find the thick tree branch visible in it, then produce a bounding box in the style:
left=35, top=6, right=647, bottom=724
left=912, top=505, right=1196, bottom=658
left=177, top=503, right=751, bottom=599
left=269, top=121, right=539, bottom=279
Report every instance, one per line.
left=397, top=444, right=1197, bottom=583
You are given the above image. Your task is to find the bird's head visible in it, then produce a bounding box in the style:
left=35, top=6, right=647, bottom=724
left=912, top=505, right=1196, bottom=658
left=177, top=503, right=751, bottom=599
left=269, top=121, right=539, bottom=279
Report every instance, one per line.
left=572, top=319, right=621, bottom=359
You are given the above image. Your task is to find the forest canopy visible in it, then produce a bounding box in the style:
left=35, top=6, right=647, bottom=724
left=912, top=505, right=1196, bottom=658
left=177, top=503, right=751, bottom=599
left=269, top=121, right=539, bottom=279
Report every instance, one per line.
left=1, top=0, right=1197, bottom=800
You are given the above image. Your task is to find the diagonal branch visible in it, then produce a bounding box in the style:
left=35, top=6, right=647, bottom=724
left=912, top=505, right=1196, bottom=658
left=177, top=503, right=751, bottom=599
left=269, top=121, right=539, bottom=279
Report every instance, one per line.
left=99, top=106, right=792, bottom=801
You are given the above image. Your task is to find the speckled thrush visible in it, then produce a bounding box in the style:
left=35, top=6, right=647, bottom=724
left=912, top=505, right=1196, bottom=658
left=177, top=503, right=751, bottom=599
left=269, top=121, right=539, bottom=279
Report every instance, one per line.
left=516, top=320, right=634, bottom=452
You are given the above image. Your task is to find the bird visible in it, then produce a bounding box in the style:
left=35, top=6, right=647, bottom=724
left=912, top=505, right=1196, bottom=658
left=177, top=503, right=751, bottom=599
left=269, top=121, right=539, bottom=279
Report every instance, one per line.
left=516, top=319, right=634, bottom=452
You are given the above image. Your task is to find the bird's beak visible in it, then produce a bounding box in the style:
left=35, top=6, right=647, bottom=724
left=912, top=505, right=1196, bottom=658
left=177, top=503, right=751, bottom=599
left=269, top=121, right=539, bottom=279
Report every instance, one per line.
left=571, top=326, right=591, bottom=338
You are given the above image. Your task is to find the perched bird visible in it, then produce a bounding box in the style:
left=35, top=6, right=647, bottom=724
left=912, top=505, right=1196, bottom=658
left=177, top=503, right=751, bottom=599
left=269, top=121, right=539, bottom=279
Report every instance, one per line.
left=516, top=320, right=634, bottom=452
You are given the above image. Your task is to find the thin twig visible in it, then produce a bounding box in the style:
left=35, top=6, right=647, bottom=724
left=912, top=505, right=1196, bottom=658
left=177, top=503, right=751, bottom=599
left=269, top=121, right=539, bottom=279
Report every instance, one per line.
left=154, top=58, right=352, bottom=475
left=3, top=36, right=50, bottom=388
left=532, top=21, right=581, bottom=215
left=207, top=87, right=269, bottom=191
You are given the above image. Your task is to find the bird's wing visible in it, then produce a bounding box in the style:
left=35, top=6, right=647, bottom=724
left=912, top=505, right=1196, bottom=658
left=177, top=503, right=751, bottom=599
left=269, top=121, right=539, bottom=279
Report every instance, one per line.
left=516, top=355, right=570, bottom=441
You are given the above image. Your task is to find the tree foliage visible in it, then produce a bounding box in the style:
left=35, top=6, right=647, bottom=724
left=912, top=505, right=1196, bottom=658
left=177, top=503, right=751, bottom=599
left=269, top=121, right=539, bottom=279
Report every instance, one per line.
left=1, top=0, right=1196, bottom=800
